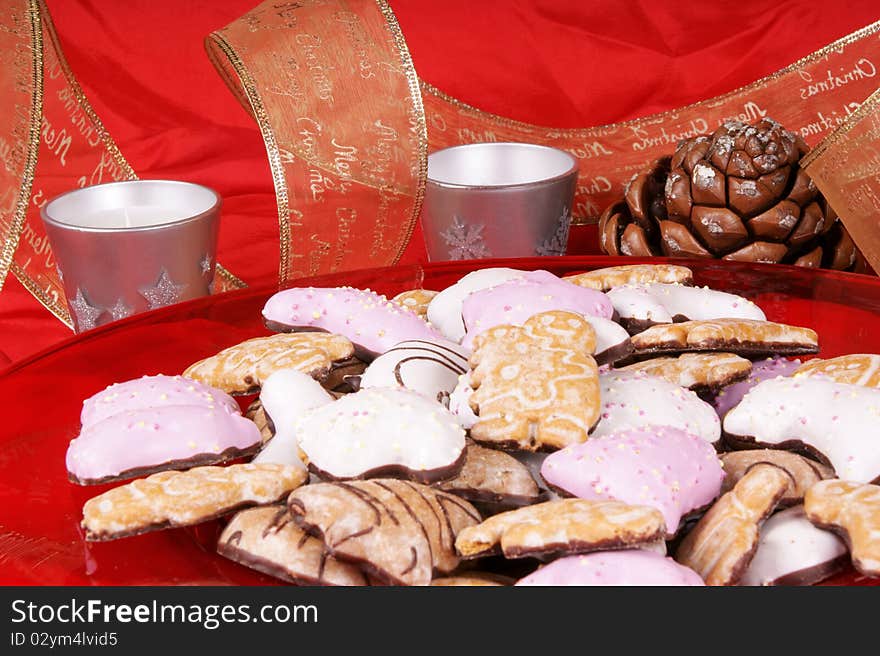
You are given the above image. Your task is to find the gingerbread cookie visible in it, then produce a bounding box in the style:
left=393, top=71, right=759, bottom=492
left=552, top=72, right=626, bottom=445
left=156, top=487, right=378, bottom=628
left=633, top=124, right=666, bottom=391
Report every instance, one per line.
left=391, top=289, right=439, bottom=318
left=563, top=264, right=693, bottom=291
left=426, top=268, right=526, bottom=342
left=724, top=377, right=880, bottom=483
left=246, top=400, right=274, bottom=443
left=183, top=332, right=355, bottom=394
left=631, top=319, right=819, bottom=358
left=261, top=287, right=443, bottom=358
left=720, top=450, right=833, bottom=506
left=712, top=356, right=801, bottom=417
left=218, top=506, right=368, bottom=586
left=455, top=498, right=665, bottom=560
left=358, top=339, right=469, bottom=404
left=430, top=574, right=511, bottom=586
left=252, top=369, right=333, bottom=468
left=82, top=463, right=307, bottom=541
left=296, top=387, right=466, bottom=483
left=516, top=551, right=704, bottom=586
left=288, top=479, right=480, bottom=586
left=66, top=404, right=262, bottom=485
left=795, top=354, right=880, bottom=388
left=469, top=311, right=601, bottom=452
left=617, top=352, right=752, bottom=393
left=80, top=374, right=240, bottom=428
left=805, top=480, right=880, bottom=577
left=674, top=463, right=792, bottom=585
left=591, top=370, right=721, bottom=444
left=541, top=426, right=724, bottom=536
left=739, top=506, right=848, bottom=586
left=437, top=442, right=541, bottom=508
left=459, top=269, right=613, bottom=348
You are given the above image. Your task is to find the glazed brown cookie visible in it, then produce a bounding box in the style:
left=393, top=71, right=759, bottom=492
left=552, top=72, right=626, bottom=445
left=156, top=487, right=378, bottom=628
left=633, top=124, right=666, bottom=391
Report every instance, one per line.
left=564, top=264, right=693, bottom=291
left=455, top=498, right=665, bottom=560
left=437, top=443, right=541, bottom=508
left=630, top=319, right=818, bottom=358
left=245, top=399, right=274, bottom=443
left=183, top=333, right=355, bottom=394
left=795, top=354, right=880, bottom=388
left=674, top=463, right=792, bottom=585
left=391, top=289, right=439, bottom=319
left=82, top=463, right=308, bottom=541
left=469, top=311, right=601, bottom=452
left=617, top=352, right=752, bottom=393
left=804, top=479, right=880, bottom=577
left=218, top=506, right=368, bottom=586
left=720, top=450, right=834, bottom=506
left=288, top=479, right=481, bottom=586
left=430, top=573, right=513, bottom=586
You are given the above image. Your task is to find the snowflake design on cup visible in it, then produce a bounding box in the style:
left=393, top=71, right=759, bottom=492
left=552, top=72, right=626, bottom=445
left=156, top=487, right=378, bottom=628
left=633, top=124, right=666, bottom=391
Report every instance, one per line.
left=441, top=216, right=491, bottom=260
left=535, top=207, right=571, bottom=256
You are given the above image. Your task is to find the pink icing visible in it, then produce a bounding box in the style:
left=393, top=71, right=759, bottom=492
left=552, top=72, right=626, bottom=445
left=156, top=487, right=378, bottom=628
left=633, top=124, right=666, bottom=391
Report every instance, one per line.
left=460, top=270, right=614, bottom=348
left=261, top=286, right=443, bottom=356
left=66, top=405, right=262, bottom=482
left=541, top=425, right=724, bottom=535
left=516, top=551, right=705, bottom=586
left=712, top=356, right=800, bottom=418
left=80, top=374, right=240, bottom=429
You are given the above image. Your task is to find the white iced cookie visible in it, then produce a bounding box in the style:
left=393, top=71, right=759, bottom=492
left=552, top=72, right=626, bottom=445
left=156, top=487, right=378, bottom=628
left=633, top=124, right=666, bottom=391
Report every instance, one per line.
left=591, top=370, right=721, bottom=443
left=253, top=369, right=333, bottom=469
left=724, top=376, right=880, bottom=483
left=576, top=316, right=632, bottom=365
left=359, top=339, right=469, bottom=404
left=297, top=387, right=467, bottom=483
left=608, top=282, right=765, bottom=333
left=426, top=268, right=525, bottom=342
left=740, top=506, right=847, bottom=586
left=448, top=372, right=478, bottom=430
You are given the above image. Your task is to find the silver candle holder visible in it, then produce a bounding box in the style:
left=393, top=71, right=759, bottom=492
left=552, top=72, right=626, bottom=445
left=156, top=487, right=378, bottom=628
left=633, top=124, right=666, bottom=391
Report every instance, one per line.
left=41, top=180, right=221, bottom=333
left=420, top=142, right=578, bottom=261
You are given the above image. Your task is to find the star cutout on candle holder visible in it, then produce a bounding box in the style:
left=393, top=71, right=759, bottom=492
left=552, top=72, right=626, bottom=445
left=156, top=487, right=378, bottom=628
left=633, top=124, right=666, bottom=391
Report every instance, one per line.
left=108, top=298, right=133, bottom=322
left=69, top=288, right=103, bottom=331
left=56, top=266, right=64, bottom=282
left=139, top=269, right=187, bottom=310
left=199, top=254, right=213, bottom=275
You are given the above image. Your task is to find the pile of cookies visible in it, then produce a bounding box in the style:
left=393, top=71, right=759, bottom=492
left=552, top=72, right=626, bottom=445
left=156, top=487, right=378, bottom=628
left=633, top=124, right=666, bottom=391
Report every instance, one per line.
left=65, top=263, right=880, bottom=586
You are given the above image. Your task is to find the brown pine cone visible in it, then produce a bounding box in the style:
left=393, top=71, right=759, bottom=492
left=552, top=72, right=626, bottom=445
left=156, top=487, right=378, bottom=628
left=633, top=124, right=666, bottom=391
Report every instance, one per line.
left=599, top=118, right=868, bottom=272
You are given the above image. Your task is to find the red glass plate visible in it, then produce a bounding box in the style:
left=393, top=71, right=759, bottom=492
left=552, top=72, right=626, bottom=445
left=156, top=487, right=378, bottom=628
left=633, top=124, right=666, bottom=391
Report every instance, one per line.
left=2, top=256, right=879, bottom=586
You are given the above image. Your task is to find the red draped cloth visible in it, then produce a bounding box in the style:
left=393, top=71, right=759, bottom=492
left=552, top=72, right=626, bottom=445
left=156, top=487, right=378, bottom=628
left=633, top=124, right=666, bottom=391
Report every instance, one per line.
left=2, top=0, right=879, bottom=363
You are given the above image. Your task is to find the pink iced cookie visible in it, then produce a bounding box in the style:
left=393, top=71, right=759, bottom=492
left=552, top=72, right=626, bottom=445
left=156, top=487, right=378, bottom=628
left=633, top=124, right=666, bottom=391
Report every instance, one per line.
left=81, top=374, right=240, bottom=429
left=712, top=356, right=800, bottom=417
left=541, top=426, right=724, bottom=535
left=460, top=270, right=615, bottom=350
left=66, top=405, right=262, bottom=485
left=516, top=551, right=704, bottom=586
left=262, top=287, right=444, bottom=358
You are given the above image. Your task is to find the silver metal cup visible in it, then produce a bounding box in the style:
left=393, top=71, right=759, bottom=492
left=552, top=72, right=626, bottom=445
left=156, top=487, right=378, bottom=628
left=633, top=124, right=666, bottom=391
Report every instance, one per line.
left=421, top=142, right=578, bottom=261
left=41, top=180, right=221, bottom=332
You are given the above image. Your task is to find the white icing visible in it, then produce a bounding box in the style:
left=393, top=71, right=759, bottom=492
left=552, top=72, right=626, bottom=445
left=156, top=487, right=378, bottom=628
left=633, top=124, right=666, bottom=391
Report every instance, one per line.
left=426, top=268, right=525, bottom=342
left=585, top=316, right=631, bottom=359
left=448, top=372, right=478, bottom=429
left=606, top=286, right=672, bottom=323
left=592, top=371, right=721, bottom=443
left=607, top=283, right=765, bottom=323
left=359, top=339, right=469, bottom=404
left=253, top=369, right=333, bottom=469
left=723, top=376, right=880, bottom=482
left=296, top=387, right=466, bottom=479
left=740, top=506, right=846, bottom=586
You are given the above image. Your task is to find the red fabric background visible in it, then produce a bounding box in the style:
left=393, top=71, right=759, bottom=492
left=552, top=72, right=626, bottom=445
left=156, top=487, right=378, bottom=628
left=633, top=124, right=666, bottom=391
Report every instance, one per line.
left=2, top=0, right=879, bottom=363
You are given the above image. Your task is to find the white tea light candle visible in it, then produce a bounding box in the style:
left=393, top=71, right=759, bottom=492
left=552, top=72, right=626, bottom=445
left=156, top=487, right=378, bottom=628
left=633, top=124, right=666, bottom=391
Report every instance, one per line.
left=41, top=180, right=221, bottom=332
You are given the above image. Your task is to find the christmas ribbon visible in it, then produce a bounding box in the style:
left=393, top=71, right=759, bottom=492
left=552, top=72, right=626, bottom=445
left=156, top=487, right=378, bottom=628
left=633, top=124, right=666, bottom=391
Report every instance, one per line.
left=0, top=0, right=245, bottom=328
